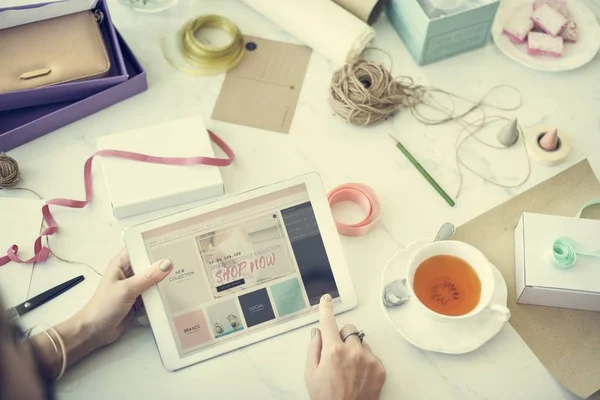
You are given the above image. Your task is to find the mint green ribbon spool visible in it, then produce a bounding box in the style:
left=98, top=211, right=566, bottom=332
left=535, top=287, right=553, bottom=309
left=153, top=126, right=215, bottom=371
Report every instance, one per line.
left=552, top=236, right=600, bottom=269
left=551, top=199, right=600, bottom=269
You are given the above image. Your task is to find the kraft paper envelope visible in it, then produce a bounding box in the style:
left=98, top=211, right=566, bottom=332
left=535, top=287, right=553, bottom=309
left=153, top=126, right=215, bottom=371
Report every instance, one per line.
left=212, top=36, right=312, bottom=134
left=453, top=159, right=600, bottom=399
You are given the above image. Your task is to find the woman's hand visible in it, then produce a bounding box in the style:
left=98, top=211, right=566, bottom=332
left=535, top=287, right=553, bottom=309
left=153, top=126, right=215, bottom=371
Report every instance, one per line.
left=28, top=249, right=173, bottom=381
left=76, top=249, right=173, bottom=349
left=305, top=294, right=386, bottom=400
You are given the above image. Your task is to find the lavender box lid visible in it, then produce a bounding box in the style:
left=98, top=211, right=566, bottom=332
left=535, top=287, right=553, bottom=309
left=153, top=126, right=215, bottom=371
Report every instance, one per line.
left=0, top=0, right=128, bottom=111
left=0, top=0, right=98, bottom=27
left=0, top=30, right=147, bottom=152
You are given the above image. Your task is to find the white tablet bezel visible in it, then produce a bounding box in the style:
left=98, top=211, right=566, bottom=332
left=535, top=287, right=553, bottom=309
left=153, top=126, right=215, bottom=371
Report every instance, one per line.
left=123, top=173, right=357, bottom=371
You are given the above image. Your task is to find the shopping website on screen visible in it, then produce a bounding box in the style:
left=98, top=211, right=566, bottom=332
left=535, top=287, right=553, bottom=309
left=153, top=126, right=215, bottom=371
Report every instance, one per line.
left=142, top=184, right=339, bottom=355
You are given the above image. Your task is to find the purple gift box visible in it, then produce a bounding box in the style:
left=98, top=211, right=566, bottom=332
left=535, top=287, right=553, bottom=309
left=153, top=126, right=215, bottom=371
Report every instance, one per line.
left=0, top=30, right=147, bottom=152
left=0, top=0, right=127, bottom=112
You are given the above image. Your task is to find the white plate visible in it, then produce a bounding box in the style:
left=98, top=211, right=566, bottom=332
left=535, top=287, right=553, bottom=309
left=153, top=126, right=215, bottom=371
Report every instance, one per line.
left=380, top=240, right=509, bottom=354
left=492, top=0, right=600, bottom=72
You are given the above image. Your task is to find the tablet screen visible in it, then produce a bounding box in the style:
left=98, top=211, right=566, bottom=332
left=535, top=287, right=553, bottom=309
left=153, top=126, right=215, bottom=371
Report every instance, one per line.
left=141, top=184, right=339, bottom=356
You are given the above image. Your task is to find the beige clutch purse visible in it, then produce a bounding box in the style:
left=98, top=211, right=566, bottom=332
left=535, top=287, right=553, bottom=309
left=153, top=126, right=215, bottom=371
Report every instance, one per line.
left=0, top=11, right=110, bottom=94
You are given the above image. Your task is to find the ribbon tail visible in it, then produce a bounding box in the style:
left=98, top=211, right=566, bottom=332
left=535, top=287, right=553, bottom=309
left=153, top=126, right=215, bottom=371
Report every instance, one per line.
left=0, top=242, right=50, bottom=266
left=1, top=129, right=235, bottom=267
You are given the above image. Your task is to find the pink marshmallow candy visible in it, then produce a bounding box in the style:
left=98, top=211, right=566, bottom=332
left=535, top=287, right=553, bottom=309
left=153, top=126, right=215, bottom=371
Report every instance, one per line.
left=560, top=21, right=578, bottom=42
left=533, top=0, right=569, bottom=18
left=503, top=11, right=534, bottom=43
left=531, top=4, right=568, bottom=36
left=528, top=31, right=564, bottom=57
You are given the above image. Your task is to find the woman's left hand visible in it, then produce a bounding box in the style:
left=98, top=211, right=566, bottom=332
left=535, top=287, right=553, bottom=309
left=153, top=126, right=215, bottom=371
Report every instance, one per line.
left=76, top=249, right=173, bottom=349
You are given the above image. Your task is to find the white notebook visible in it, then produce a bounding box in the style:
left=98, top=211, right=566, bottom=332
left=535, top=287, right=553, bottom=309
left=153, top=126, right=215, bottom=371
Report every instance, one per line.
left=97, top=117, right=224, bottom=219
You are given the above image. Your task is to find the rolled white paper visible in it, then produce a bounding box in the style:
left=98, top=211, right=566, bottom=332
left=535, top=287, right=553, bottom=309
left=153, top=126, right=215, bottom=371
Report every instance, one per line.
left=332, top=0, right=387, bottom=25
left=239, top=0, right=375, bottom=66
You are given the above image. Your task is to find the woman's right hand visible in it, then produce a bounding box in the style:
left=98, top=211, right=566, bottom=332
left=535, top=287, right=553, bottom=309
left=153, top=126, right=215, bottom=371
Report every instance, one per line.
left=305, top=294, right=386, bottom=400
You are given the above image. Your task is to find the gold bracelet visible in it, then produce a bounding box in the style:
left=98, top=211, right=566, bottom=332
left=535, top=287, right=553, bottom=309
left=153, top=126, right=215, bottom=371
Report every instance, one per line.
left=25, top=325, right=59, bottom=355
left=25, top=324, right=67, bottom=380
left=46, top=326, right=67, bottom=381
left=161, top=15, right=245, bottom=76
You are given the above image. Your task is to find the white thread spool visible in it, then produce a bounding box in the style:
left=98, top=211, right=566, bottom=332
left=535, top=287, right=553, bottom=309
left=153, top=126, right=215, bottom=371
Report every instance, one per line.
left=525, top=125, right=571, bottom=166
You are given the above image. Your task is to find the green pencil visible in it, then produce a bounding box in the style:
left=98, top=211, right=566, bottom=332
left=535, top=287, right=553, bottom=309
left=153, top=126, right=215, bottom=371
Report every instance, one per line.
left=389, top=135, right=456, bottom=207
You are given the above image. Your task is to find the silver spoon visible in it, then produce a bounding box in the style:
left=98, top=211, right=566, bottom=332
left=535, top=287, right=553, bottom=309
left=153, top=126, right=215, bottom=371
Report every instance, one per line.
left=382, top=222, right=455, bottom=308
left=433, top=222, right=456, bottom=242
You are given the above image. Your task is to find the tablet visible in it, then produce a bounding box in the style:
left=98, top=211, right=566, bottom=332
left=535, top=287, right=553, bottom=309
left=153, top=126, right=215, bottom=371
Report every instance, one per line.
left=124, top=173, right=357, bottom=371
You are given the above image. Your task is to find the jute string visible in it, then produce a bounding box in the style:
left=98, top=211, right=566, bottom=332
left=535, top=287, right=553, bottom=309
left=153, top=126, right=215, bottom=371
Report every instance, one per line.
left=0, top=153, right=20, bottom=188
left=329, top=58, right=530, bottom=199
left=330, top=60, right=425, bottom=126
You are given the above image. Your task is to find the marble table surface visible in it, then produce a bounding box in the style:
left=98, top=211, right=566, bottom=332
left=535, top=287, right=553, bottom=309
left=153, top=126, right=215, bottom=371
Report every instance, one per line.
left=2, top=0, right=600, bottom=398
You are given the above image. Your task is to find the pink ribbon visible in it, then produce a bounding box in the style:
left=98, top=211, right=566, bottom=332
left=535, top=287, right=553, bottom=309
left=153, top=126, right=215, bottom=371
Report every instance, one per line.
left=327, top=183, right=381, bottom=237
left=1, top=130, right=234, bottom=267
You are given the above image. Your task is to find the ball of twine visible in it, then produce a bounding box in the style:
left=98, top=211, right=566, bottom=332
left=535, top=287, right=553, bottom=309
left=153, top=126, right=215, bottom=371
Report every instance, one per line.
left=329, top=60, right=425, bottom=126
left=0, top=153, right=20, bottom=188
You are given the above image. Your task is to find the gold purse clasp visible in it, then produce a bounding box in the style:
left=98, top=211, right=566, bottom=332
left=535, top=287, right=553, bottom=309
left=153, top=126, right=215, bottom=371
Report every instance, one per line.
left=19, top=68, right=52, bottom=80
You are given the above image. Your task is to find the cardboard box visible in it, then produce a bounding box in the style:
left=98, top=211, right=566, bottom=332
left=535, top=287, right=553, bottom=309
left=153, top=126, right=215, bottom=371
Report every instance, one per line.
left=386, top=0, right=499, bottom=65
left=0, top=30, right=146, bottom=152
left=97, top=117, right=225, bottom=219
left=0, top=0, right=127, bottom=111
left=514, top=212, right=600, bottom=312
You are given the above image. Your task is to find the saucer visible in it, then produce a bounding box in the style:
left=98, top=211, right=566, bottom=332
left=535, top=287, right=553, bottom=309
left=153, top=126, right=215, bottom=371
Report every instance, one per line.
left=380, top=240, right=509, bottom=354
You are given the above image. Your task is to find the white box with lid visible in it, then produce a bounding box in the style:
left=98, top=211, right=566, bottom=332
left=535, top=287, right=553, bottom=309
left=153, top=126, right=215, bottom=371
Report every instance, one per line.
left=97, top=117, right=225, bottom=219
left=514, top=212, right=600, bottom=312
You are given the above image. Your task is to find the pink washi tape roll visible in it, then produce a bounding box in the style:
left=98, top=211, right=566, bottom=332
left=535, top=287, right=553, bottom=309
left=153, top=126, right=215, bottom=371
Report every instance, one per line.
left=327, top=183, right=381, bottom=237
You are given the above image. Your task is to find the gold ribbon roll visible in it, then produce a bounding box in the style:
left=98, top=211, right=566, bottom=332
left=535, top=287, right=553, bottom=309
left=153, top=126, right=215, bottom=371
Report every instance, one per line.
left=162, top=15, right=245, bottom=76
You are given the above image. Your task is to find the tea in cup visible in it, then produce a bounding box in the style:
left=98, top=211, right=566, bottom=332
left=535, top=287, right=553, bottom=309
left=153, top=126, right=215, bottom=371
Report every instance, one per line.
left=406, top=241, right=510, bottom=321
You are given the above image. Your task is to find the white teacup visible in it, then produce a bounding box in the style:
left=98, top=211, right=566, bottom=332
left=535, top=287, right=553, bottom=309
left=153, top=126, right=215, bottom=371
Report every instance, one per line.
left=406, top=241, right=511, bottom=322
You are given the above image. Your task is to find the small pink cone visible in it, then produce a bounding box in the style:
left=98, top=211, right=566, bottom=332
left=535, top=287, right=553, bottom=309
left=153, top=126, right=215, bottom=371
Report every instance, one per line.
left=539, top=128, right=559, bottom=151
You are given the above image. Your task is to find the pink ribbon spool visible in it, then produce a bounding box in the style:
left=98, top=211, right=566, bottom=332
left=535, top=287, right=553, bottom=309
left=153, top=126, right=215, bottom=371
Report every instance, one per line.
left=327, top=183, right=381, bottom=237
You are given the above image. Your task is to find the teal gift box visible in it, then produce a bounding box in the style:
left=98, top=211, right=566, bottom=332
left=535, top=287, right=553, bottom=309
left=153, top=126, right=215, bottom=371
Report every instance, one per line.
left=386, top=0, right=500, bottom=65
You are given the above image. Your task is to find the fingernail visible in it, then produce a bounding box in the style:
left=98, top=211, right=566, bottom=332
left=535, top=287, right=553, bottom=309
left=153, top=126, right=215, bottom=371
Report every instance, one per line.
left=159, top=259, right=173, bottom=272
left=321, top=294, right=332, bottom=303
left=311, top=328, right=316, bottom=339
